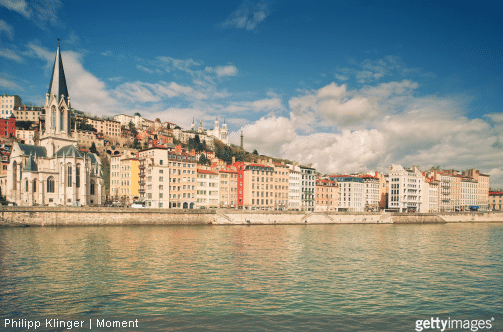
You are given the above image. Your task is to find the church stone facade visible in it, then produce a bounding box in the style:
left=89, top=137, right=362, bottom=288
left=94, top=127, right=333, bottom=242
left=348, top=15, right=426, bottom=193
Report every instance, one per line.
left=4, top=43, right=103, bottom=206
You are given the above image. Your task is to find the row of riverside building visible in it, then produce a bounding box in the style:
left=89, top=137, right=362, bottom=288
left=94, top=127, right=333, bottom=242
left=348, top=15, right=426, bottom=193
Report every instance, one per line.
left=0, top=43, right=496, bottom=211
left=111, top=145, right=493, bottom=212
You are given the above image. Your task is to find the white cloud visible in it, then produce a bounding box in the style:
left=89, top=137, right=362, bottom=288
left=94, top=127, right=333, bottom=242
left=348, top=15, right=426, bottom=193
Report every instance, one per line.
left=0, top=0, right=30, bottom=18
left=221, top=1, right=270, bottom=31
left=61, top=50, right=120, bottom=115
left=223, top=96, right=284, bottom=115
left=0, top=48, right=22, bottom=62
left=136, top=64, right=154, bottom=74
left=236, top=80, right=502, bottom=187
left=156, top=56, right=201, bottom=74
left=0, top=19, right=14, bottom=40
left=206, top=65, right=238, bottom=77
left=337, top=55, right=428, bottom=84
left=0, top=76, right=23, bottom=90
left=113, top=81, right=161, bottom=103
left=25, top=42, right=54, bottom=65
left=237, top=116, right=296, bottom=156
left=113, top=81, right=208, bottom=104
left=0, top=0, right=63, bottom=28
left=280, top=129, right=386, bottom=172
left=485, top=113, right=503, bottom=124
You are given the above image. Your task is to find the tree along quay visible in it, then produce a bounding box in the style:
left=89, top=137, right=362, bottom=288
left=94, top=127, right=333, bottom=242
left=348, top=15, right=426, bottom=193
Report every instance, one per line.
left=0, top=207, right=502, bottom=227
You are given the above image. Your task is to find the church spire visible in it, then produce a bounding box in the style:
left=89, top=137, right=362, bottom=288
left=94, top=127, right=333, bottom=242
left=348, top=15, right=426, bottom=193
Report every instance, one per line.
left=48, top=39, right=69, bottom=105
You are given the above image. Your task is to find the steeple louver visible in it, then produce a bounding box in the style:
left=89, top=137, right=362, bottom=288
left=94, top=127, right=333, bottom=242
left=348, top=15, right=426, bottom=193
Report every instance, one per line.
left=48, top=41, right=69, bottom=105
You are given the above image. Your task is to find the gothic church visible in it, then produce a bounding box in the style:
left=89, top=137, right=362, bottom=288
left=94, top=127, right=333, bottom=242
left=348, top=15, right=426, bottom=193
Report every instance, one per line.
left=4, top=42, right=103, bottom=206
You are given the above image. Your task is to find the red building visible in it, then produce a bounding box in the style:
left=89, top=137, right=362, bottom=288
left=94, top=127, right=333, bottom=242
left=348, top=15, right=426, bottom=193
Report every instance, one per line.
left=0, top=115, right=16, bottom=138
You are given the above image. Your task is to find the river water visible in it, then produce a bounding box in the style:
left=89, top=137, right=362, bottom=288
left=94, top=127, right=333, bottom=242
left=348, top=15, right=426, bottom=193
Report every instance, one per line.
left=0, top=223, right=502, bottom=331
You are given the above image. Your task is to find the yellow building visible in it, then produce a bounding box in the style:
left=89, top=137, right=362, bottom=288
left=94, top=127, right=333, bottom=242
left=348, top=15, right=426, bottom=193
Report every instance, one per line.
left=110, top=153, right=139, bottom=204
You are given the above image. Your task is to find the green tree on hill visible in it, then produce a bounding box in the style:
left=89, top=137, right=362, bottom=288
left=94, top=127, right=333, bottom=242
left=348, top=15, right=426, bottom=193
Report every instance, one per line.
left=90, top=142, right=98, bottom=154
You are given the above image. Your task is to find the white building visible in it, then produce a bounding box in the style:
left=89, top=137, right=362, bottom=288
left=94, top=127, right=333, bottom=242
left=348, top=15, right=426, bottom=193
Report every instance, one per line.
left=333, top=176, right=364, bottom=212
left=300, top=165, right=316, bottom=211
left=114, top=113, right=144, bottom=130
left=196, top=169, right=219, bottom=208
left=388, top=165, right=424, bottom=213
left=287, top=164, right=301, bottom=210
left=205, top=118, right=229, bottom=145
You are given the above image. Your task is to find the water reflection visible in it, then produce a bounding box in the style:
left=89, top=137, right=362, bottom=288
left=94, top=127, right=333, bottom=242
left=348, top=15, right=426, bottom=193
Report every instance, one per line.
left=0, top=223, right=502, bottom=316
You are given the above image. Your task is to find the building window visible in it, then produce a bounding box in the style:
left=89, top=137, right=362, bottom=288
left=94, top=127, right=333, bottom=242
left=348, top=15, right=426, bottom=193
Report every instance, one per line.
left=67, top=165, right=72, bottom=187
left=33, top=179, right=37, bottom=193
left=76, top=165, right=80, bottom=188
left=90, top=180, right=95, bottom=195
left=47, top=177, right=55, bottom=193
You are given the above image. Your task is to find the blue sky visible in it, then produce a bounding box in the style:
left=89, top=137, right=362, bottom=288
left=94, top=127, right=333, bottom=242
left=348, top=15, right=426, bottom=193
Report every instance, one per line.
left=1, top=0, right=503, bottom=186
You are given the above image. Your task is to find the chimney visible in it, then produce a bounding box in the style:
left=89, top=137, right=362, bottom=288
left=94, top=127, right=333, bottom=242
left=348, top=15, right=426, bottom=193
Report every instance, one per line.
left=232, top=156, right=235, bottom=164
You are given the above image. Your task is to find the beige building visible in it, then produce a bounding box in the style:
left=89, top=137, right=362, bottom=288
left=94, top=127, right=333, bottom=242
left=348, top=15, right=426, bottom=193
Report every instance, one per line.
left=489, top=191, right=503, bottom=211
left=218, top=168, right=238, bottom=208
left=0, top=94, right=22, bottom=119
left=463, top=169, right=490, bottom=210
left=74, top=130, right=103, bottom=149
left=13, top=106, right=43, bottom=122
left=167, top=145, right=197, bottom=209
left=84, top=117, right=121, bottom=137
left=16, top=129, right=36, bottom=145
left=196, top=169, right=219, bottom=208
left=425, top=178, right=439, bottom=212
left=138, top=147, right=170, bottom=208
left=315, top=179, right=338, bottom=211
left=361, top=175, right=379, bottom=211
left=273, top=163, right=289, bottom=210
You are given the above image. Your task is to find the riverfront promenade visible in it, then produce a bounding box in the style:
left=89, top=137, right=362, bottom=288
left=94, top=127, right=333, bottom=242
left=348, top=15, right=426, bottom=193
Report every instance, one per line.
left=0, top=206, right=502, bottom=226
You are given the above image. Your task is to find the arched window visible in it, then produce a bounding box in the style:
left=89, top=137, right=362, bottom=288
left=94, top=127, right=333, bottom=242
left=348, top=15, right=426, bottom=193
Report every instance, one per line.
left=76, top=164, right=80, bottom=188
left=12, top=161, right=17, bottom=189
left=60, top=108, right=65, bottom=131
left=51, top=106, right=56, bottom=130
left=90, top=180, right=95, bottom=195
left=47, top=177, right=55, bottom=193
left=67, top=165, right=72, bottom=187
left=25, top=179, right=29, bottom=192
left=33, top=179, right=37, bottom=193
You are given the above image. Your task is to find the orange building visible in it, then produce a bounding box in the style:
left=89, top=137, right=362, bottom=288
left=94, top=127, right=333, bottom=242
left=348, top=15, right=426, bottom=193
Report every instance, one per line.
left=315, top=179, right=338, bottom=211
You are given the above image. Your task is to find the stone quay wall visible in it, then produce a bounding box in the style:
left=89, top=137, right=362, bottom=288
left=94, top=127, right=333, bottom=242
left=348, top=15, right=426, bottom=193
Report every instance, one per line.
left=0, top=207, right=215, bottom=226
left=0, top=207, right=502, bottom=227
